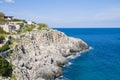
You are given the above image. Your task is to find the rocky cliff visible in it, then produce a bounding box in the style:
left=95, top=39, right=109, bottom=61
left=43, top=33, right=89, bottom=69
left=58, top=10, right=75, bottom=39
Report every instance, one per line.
left=1, top=29, right=89, bottom=80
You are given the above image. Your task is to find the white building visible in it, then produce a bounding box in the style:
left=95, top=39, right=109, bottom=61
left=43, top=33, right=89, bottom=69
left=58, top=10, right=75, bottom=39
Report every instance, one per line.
left=4, top=16, right=13, bottom=21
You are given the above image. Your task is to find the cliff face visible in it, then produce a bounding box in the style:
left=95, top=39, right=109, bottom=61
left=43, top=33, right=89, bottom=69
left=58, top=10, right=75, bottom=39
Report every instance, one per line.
left=6, top=29, right=89, bottom=80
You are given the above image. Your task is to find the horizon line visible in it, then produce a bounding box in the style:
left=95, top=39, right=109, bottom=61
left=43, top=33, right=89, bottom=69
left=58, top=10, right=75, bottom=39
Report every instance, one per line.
left=52, top=27, right=120, bottom=28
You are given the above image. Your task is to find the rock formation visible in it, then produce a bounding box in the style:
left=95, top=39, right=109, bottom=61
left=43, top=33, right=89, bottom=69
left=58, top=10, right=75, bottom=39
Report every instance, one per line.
left=1, top=29, right=89, bottom=80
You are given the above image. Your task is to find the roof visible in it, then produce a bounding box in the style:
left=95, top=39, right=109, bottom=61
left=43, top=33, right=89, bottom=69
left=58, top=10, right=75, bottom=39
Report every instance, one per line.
left=4, top=16, right=13, bottom=18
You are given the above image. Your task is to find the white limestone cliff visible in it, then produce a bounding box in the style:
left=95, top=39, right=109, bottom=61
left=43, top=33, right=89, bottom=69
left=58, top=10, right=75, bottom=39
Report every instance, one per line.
left=1, top=29, right=89, bottom=80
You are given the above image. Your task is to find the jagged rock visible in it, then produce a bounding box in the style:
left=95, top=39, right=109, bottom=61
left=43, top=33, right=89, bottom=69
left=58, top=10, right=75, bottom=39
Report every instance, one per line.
left=1, top=29, right=89, bottom=80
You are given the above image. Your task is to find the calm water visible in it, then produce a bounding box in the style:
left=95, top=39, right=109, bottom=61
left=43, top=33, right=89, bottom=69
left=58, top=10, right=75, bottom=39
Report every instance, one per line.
left=55, top=28, right=120, bottom=80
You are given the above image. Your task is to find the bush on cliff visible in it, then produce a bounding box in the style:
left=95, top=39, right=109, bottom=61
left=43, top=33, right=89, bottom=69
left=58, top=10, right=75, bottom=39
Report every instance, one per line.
left=0, top=56, right=13, bottom=77
left=26, top=24, right=35, bottom=32
left=0, top=17, right=6, bottom=22
left=0, top=36, right=5, bottom=44
left=11, top=18, right=27, bottom=23
left=0, top=12, right=5, bottom=17
left=0, top=27, right=6, bottom=34
left=37, top=23, right=48, bottom=30
left=0, top=12, right=6, bottom=22
left=19, top=24, right=35, bottom=33
left=0, top=44, right=10, bottom=52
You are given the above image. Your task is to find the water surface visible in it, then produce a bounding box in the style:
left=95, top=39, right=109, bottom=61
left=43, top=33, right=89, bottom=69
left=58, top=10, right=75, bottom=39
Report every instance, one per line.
left=55, top=28, right=120, bottom=80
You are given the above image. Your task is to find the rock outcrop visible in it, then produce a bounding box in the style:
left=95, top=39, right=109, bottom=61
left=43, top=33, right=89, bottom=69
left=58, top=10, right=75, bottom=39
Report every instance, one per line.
left=2, top=29, right=89, bottom=80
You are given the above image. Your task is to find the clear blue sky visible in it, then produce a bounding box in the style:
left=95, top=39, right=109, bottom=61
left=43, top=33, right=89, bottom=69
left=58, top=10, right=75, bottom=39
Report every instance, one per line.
left=0, top=0, right=120, bottom=28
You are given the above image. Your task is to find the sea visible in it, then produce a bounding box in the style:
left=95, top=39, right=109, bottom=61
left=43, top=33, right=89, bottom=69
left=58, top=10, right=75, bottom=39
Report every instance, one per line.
left=55, top=28, right=120, bottom=80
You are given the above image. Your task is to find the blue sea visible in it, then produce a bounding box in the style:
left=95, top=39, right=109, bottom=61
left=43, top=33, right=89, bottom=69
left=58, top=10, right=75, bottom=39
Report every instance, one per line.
left=55, top=28, right=120, bottom=80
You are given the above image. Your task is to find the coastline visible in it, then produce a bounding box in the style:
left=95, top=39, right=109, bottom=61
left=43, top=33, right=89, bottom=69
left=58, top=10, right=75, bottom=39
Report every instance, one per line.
left=0, top=28, right=89, bottom=80
left=56, top=47, right=92, bottom=80
left=66, top=46, right=92, bottom=59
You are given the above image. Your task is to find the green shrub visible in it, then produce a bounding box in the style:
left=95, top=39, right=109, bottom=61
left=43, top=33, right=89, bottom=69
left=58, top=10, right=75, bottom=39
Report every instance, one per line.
left=0, top=44, right=10, bottom=52
left=8, top=36, right=15, bottom=45
left=0, top=17, right=6, bottom=22
left=26, top=24, right=35, bottom=32
left=0, top=36, right=5, bottom=44
left=0, top=27, right=6, bottom=34
left=0, top=56, right=13, bottom=77
left=11, top=18, right=27, bottom=23
left=0, top=12, right=6, bottom=22
left=28, top=25, right=34, bottom=31
left=37, top=23, right=48, bottom=30
left=19, top=24, right=35, bottom=33
left=0, top=12, right=5, bottom=17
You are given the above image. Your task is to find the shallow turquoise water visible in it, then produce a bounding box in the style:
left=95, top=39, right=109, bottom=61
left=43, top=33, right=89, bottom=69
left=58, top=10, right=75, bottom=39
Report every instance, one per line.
left=55, top=28, right=120, bottom=80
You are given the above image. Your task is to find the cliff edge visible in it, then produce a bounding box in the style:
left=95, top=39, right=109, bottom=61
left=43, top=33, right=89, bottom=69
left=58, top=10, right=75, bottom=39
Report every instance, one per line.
left=1, top=29, right=89, bottom=80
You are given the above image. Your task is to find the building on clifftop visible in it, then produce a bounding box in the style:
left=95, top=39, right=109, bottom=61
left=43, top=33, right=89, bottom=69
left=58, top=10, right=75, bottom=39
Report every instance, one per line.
left=0, top=15, right=25, bottom=33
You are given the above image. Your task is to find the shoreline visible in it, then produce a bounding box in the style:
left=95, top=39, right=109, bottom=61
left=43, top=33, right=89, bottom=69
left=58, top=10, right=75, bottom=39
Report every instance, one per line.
left=0, top=29, right=89, bottom=80
left=56, top=47, right=92, bottom=80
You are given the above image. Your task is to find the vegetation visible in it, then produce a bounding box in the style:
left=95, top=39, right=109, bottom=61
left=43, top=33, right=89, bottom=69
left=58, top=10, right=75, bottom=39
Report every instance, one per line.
left=0, top=27, right=7, bottom=38
left=0, top=56, right=13, bottom=77
left=11, top=18, right=22, bottom=22
left=0, top=44, right=10, bottom=52
left=0, top=12, right=49, bottom=34
left=0, top=17, right=6, bottom=22
left=0, top=12, right=27, bottom=23
left=0, top=12, right=6, bottom=22
left=37, top=23, right=48, bottom=30
left=19, top=24, right=35, bottom=33
left=0, top=36, right=5, bottom=44
left=0, top=27, right=6, bottom=34
left=12, top=75, right=17, bottom=80
left=11, top=18, right=27, bottom=23
left=26, top=24, right=35, bottom=32
left=0, top=12, right=5, bottom=17
left=8, top=36, right=15, bottom=44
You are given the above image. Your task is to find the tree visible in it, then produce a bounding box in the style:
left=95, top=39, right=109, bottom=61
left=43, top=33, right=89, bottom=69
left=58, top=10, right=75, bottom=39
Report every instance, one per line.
left=0, top=56, right=13, bottom=77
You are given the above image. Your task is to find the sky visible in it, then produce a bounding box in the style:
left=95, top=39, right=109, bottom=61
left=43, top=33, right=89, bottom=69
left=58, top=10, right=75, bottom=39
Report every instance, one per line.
left=0, top=0, right=120, bottom=28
